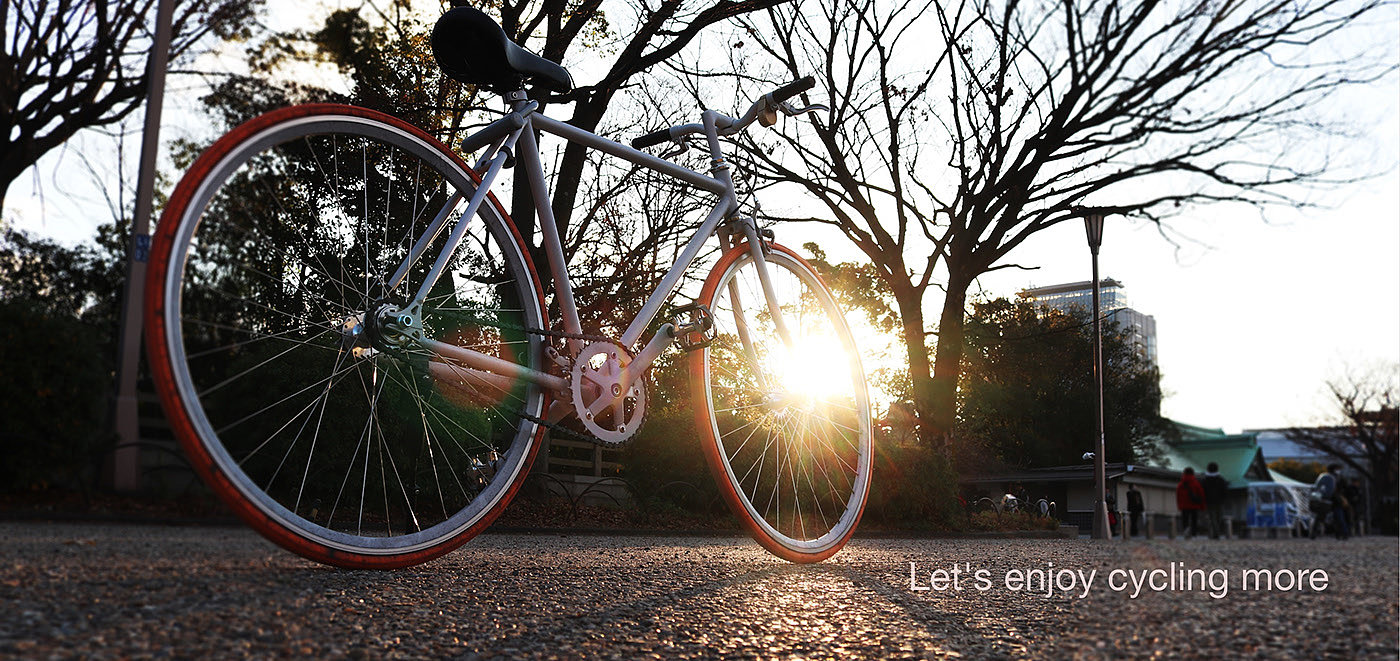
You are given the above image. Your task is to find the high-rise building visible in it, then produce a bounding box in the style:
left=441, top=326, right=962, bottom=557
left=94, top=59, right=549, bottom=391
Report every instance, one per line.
left=1019, top=279, right=1158, bottom=366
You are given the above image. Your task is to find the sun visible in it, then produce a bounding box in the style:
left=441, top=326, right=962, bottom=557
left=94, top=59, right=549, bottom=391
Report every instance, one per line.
left=771, top=331, right=855, bottom=402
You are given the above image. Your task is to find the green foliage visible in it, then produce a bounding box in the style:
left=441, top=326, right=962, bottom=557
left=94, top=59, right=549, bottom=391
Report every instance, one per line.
left=0, top=301, right=112, bottom=490
left=233, top=7, right=480, bottom=131
left=619, top=350, right=721, bottom=514
left=0, top=228, right=121, bottom=490
left=801, top=242, right=898, bottom=335
left=1268, top=458, right=1325, bottom=485
left=0, top=228, right=122, bottom=328
left=862, top=436, right=961, bottom=529
left=956, top=297, right=1171, bottom=472
left=620, top=409, right=722, bottom=516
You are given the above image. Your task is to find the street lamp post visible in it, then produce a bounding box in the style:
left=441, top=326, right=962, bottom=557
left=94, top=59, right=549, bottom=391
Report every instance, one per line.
left=1084, top=211, right=1111, bottom=540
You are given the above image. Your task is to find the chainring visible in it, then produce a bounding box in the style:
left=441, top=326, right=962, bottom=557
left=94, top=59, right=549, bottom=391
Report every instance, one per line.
left=569, top=341, right=647, bottom=447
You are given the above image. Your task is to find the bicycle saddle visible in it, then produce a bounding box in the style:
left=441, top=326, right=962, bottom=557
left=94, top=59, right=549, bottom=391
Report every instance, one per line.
left=431, top=6, right=574, bottom=94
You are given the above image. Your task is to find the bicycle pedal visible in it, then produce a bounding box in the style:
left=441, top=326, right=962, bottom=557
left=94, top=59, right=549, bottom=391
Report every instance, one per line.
left=669, top=303, right=715, bottom=351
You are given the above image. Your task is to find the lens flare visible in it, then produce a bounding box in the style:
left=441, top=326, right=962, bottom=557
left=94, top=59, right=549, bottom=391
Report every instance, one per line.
left=771, top=331, right=852, bottom=403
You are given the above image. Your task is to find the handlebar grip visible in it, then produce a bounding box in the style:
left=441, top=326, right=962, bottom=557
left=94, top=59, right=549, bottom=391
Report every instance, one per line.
left=631, top=128, right=671, bottom=149
left=769, top=76, right=815, bottom=105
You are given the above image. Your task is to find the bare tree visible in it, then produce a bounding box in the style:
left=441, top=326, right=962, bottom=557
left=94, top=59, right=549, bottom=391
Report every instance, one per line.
left=919, top=0, right=1393, bottom=441
left=561, top=91, right=717, bottom=333
left=491, top=0, right=792, bottom=250
left=726, top=0, right=950, bottom=445
left=0, top=0, right=261, bottom=214
left=737, top=0, right=1393, bottom=446
left=1287, top=364, right=1398, bottom=533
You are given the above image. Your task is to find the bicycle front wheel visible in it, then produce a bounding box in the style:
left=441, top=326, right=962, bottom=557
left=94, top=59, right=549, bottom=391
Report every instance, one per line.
left=691, top=243, right=872, bottom=562
left=146, top=104, right=548, bottom=568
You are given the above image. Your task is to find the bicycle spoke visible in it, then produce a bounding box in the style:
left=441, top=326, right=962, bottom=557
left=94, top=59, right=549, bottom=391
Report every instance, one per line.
left=154, top=109, right=546, bottom=563
left=699, top=250, right=871, bottom=555
left=198, top=328, right=338, bottom=398
left=231, top=361, right=361, bottom=461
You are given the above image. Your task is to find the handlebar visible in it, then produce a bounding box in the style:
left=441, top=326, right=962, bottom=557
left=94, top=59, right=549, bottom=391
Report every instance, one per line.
left=630, top=76, right=818, bottom=150
left=631, top=128, right=672, bottom=150
left=768, top=75, right=815, bottom=106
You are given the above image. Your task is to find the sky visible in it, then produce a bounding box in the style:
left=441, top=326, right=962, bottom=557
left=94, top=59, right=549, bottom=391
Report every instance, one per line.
left=6, top=1, right=1398, bottom=435
left=972, top=181, right=1400, bottom=432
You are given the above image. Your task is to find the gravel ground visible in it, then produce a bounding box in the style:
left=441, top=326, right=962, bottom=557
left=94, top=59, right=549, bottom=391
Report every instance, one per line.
left=0, top=522, right=1394, bottom=659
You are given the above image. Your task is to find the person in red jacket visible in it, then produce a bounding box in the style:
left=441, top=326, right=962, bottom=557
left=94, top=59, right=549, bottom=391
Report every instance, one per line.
left=1176, top=467, right=1206, bottom=539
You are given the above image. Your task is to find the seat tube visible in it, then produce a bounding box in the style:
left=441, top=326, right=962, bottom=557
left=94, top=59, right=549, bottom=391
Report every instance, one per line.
left=516, top=119, right=585, bottom=355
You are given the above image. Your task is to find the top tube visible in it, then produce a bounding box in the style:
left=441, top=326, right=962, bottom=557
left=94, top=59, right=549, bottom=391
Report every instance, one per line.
left=523, top=112, right=731, bottom=198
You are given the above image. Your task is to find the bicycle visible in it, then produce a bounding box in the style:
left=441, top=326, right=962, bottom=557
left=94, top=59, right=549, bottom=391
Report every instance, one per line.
left=145, top=5, right=872, bottom=569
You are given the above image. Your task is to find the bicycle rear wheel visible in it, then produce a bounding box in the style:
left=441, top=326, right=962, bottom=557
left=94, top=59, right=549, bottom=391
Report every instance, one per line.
left=146, top=104, right=547, bottom=568
left=691, top=243, right=872, bottom=562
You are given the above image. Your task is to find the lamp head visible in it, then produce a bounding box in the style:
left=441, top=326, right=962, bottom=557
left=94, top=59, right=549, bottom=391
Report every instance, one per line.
left=1083, top=213, right=1105, bottom=250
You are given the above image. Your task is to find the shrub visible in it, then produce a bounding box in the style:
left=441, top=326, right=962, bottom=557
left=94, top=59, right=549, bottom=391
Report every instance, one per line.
left=0, top=301, right=112, bottom=490
left=964, top=509, right=1061, bottom=532
left=618, top=409, right=722, bottom=515
left=863, top=436, right=962, bottom=530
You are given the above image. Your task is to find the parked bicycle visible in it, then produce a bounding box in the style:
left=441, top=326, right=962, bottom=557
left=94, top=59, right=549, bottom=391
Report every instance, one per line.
left=145, top=6, right=872, bottom=569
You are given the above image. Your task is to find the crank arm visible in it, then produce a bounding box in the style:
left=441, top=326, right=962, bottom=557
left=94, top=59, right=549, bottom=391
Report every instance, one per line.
left=614, top=323, right=676, bottom=396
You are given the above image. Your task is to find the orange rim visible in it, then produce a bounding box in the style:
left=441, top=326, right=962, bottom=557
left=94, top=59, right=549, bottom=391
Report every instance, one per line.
left=145, top=104, right=547, bottom=569
left=690, top=242, right=870, bottom=563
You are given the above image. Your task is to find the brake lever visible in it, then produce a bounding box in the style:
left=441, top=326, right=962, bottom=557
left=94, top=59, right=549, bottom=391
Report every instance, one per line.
left=659, top=139, right=691, bottom=160
left=778, top=102, right=829, bottom=117
left=758, top=105, right=779, bottom=128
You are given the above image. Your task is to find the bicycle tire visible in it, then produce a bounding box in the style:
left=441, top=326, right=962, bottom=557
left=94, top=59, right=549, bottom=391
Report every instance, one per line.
left=691, top=243, right=872, bottom=562
left=146, top=104, right=548, bottom=568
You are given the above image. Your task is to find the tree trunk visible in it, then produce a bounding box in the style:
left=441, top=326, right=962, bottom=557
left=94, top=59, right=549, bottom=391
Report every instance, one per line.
left=1, top=148, right=27, bottom=221
left=551, top=97, right=609, bottom=234
left=893, top=284, right=936, bottom=448
left=928, top=268, right=972, bottom=447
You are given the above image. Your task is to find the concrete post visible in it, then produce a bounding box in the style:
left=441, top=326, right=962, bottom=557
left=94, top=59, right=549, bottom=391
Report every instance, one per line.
left=109, top=0, right=176, bottom=492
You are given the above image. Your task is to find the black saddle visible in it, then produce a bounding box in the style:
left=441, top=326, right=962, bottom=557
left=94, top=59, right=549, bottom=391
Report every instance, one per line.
left=431, top=6, right=573, bottom=94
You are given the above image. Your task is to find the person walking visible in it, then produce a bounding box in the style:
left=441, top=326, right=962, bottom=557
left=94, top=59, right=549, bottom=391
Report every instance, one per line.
left=1176, top=467, right=1205, bottom=539
left=1309, top=464, right=1341, bottom=539
left=1201, top=462, right=1230, bottom=539
left=1105, top=487, right=1119, bottom=537
left=1126, top=483, right=1145, bottom=538
left=1334, top=476, right=1353, bottom=540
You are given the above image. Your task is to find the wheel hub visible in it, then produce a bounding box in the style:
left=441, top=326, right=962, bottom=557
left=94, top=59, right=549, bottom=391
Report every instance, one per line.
left=341, top=301, right=428, bottom=359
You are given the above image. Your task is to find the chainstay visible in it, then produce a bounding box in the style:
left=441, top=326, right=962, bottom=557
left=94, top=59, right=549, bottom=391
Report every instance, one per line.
left=442, top=313, right=634, bottom=448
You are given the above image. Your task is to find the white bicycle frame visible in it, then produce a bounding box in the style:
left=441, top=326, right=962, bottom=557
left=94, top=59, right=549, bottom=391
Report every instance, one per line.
left=378, top=90, right=790, bottom=403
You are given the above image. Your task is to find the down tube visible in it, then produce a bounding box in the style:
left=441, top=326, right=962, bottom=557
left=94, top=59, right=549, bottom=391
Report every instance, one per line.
left=620, top=199, right=735, bottom=348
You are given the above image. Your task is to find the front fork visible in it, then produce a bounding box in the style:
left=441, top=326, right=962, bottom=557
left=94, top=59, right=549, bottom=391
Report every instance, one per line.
left=716, top=216, right=792, bottom=393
